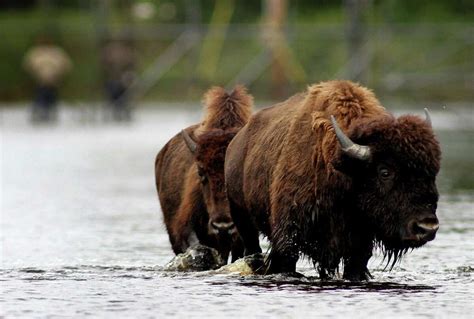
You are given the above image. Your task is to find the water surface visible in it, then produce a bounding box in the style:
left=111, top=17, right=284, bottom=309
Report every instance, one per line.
left=1, top=106, right=473, bottom=318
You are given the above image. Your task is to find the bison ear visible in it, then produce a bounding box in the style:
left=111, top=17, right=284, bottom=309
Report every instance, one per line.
left=181, top=130, right=197, bottom=154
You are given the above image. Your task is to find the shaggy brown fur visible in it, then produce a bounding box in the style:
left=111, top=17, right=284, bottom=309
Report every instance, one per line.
left=201, top=86, right=252, bottom=130
left=155, top=85, right=253, bottom=263
left=225, top=80, right=441, bottom=280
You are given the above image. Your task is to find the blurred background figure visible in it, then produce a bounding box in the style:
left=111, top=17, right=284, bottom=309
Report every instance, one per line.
left=101, top=37, right=136, bottom=122
left=22, top=35, right=72, bottom=123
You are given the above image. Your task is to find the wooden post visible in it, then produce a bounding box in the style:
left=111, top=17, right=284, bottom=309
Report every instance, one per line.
left=197, top=0, right=235, bottom=81
left=264, top=0, right=288, bottom=99
left=184, top=0, right=202, bottom=92
left=95, top=0, right=110, bottom=46
left=345, top=0, right=371, bottom=84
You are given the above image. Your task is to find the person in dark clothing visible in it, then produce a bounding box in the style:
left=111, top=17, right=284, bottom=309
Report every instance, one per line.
left=23, top=37, right=72, bottom=122
left=101, top=39, right=136, bottom=121
left=33, top=85, right=58, bottom=121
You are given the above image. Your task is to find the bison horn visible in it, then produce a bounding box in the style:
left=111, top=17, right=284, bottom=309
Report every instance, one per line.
left=330, top=115, right=371, bottom=161
left=424, top=108, right=432, bottom=128
left=181, top=129, right=197, bottom=154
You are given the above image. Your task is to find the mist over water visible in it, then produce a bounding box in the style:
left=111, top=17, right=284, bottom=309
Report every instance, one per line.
left=1, top=106, right=473, bottom=318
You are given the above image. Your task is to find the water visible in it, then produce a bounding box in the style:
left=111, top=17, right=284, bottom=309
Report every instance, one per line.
left=1, top=106, right=473, bottom=318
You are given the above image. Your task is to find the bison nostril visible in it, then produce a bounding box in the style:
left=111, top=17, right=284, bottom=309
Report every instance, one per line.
left=211, top=221, right=235, bottom=231
left=411, top=218, right=439, bottom=241
left=416, top=222, right=439, bottom=233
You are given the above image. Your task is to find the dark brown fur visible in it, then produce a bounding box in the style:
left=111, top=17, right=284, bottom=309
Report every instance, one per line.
left=225, top=81, right=441, bottom=280
left=155, top=85, right=253, bottom=263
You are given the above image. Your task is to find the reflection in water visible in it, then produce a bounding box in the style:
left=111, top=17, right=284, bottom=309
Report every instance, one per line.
left=221, top=277, right=437, bottom=293
left=1, top=107, right=473, bottom=318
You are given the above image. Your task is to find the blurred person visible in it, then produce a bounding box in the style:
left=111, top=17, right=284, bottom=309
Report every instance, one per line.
left=23, top=36, right=72, bottom=122
left=101, top=38, right=136, bottom=122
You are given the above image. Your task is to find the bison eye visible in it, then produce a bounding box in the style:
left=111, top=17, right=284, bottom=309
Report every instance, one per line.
left=378, top=165, right=394, bottom=180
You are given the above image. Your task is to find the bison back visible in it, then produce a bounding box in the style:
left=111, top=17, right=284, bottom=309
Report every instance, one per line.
left=155, top=127, right=196, bottom=225
left=225, top=93, right=306, bottom=236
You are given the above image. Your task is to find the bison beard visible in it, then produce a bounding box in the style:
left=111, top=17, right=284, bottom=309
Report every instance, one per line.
left=155, top=85, right=253, bottom=263
left=225, top=80, right=441, bottom=280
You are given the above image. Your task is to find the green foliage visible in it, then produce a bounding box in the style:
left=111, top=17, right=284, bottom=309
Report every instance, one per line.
left=0, top=2, right=473, bottom=102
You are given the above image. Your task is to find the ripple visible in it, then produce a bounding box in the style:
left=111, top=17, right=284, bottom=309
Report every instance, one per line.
left=455, top=265, right=474, bottom=278
left=226, top=277, right=437, bottom=293
left=18, top=268, right=47, bottom=274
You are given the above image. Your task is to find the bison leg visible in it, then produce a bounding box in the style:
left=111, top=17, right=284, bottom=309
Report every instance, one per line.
left=231, top=237, right=245, bottom=262
left=170, top=228, right=198, bottom=255
left=169, top=205, right=200, bottom=254
left=266, top=250, right=299, bottom=274
left=218, top=248, right=230, bottom=264
left=343, top=256, right=372, bottom=281
left=266, top=228, right=300, bottom=274
left=229, top=200, right=262, bottom=256
left=316, top=257, right=341, bottom=280
left=265, top=209, right=302, bottom=275
left=343, top=240, right=373, bottom=281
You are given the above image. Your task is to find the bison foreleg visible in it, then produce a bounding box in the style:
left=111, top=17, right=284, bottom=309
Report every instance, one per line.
left=231, top=237, right=245, bottom=262
left=228, top=199, right=262, bottom=256
left=169, top=203, right=199, bottom=254
left=170, top=226, right=195, bottom=254
left=342, top=241, right=373, bottom=281
left=266, top=224, right=301, bottom=275
left=343, top=258, right=372, bottom=281
left=266, top=250, right=299, bottom=275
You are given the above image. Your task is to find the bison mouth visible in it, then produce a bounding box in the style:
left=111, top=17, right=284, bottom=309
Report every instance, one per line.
left=380, top=217, right=438, bottom=270
left=208, top=221, right=238, bottom=245
left=396, top=216, right=439, bottom=248
left=378, top=216, right=439, bottom=252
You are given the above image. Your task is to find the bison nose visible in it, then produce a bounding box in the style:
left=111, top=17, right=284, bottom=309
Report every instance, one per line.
left=210, top=221, right=236, bottom=235
left=410, top=216, right=439, bottom=242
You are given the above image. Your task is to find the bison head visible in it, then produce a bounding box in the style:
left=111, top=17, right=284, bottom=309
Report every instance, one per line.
left=331, top=110, right=441, bottom=252
left=181, top=129, right=238, bottom=245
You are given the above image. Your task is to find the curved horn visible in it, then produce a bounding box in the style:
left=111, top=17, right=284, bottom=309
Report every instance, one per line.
left=330, top=115, right=372, bottom=161
left=181, top=130, right=197, bottom=154
left=423, top=108, right=432, bottom=128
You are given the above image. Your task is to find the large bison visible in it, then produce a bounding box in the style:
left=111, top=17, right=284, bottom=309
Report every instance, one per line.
left=155, top=86, right=253, bottom=263
left=225, top=80, right=441, bottom=280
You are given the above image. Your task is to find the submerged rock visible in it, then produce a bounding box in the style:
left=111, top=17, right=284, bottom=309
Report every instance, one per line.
left=214, top=253, right=266, bottom=275
left=164, top=245, right=266, bottom=275
left=164, top=244, right=265, bottom=276
left=164, top=244, right=225, bottom=271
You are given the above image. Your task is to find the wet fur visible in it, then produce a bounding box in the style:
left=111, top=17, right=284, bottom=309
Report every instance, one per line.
left=155, top=85, right=253, bottom=262
left=225, top=81, right=441, bottom=280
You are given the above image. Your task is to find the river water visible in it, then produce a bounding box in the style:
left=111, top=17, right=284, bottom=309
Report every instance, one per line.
left=1, top=106, right=473, bottom=318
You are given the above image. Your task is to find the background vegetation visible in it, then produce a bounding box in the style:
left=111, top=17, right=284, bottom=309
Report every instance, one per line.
left=0, top=0, right=473, bottom=103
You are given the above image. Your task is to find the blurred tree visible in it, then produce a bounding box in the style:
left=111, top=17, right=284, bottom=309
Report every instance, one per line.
left=265, top=0, right=287, bottom=99
left=263, top=0, right=306, bottom=99
left=197, top=0, right=235, bottom=81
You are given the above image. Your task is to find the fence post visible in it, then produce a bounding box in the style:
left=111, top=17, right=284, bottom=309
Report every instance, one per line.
left=344, top=0, right=371, bottom=84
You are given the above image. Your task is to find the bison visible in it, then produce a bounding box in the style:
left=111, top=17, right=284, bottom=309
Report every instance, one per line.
left=225, top=80, right=441, bottom=280
left=155, top=85, right=253, bottom=263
